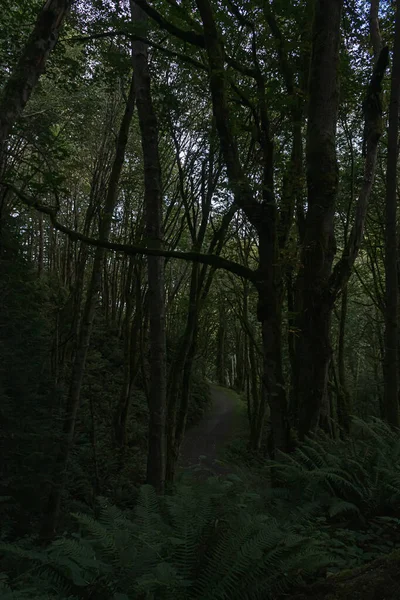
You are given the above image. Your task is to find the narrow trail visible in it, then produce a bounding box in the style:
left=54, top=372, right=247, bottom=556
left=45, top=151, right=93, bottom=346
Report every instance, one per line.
left=179, top=384, right=242, bottom=476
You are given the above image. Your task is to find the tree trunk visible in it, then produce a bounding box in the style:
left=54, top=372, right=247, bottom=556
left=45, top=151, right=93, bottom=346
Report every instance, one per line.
left=41, top=73, right=136, bottom=539
left=114, top=258, right=135, bottom=448
left=114, top=261, right=142, bottom=450
left=384, top=0, right=400, bottom=428
left=0, top=0, right=71, bottom=166
left=38, top=212, right=44, bottom=277
left=257, top=273, right=287, bottom=453
left=294, top=0, right=343, bottom=440
left=195, top=0, right=290, bottom=453
left=337, top=287, right=351, bottom=433
left=241, top=280, right=261, bottom=448
left=131, top=0, right=167, bottom=492
left=165, top=261, right=200, bottom=482
left=216, top=302, right=227, bottom=386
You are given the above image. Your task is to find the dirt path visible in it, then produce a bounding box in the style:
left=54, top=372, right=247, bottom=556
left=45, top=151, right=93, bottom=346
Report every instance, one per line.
left=179, top=384, right=241, bottom=476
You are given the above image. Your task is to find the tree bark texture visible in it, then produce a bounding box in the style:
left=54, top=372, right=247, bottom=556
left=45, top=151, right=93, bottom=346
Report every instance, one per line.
left=384, top=0, right=400, bottom=428
left=294, top=0, right=343, bottom=439
left=131, top=0, right=167, bottom=492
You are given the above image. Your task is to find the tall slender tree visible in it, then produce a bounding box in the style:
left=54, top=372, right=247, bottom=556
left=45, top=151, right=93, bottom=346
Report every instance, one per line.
left=384, top=0, right=400, bottom=428
left=131, top=0, right=167, bottom=492
left=41, top=73, right=136, bottom=538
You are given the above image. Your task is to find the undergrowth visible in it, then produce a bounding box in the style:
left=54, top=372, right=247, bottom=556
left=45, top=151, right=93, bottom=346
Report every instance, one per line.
left=0, top=476, right=330, bottom=600
left=1, top=418, right=400, bottom=599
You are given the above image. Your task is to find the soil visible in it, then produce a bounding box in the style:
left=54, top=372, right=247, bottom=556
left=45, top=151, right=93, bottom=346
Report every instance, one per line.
left=179, top=384, right=240, bottom=476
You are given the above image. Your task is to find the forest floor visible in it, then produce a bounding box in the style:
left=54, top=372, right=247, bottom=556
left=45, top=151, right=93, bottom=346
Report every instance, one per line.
left=179, top=384, right=245, bottom=476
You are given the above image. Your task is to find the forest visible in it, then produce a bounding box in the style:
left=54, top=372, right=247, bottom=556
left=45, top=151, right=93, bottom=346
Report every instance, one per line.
left=1, top=0, right=400, bottom=598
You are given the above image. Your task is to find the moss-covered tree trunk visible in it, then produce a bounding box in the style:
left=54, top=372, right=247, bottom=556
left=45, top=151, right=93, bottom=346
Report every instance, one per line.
left=293, top=0, right=343, bottom=439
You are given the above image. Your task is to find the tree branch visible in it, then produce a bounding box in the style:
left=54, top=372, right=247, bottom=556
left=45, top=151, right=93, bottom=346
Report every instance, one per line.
left=134, top=0, right=257, bottom=78
left=327, top=45, right=389, bottom=303
left=4, top=183, right=257, bottom=283
left=195, top=0, right=264, bottom=229
left=262, top=4, right=294, bottom=95
left=69, top=30, right=207, bottom=71
left=135, top=0, right=205, bottom=47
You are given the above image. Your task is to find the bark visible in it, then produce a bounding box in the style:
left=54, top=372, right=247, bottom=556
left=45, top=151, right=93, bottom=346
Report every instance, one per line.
left=294, top=0, right=388, bottom=439
left=383, top=0, right=400, bottom=428
left=240, top=279, right=261, bottom=449
left=235, top=329, right=245, bottom=391
left=369, top=0, right=382, bottom=57
left=114, top=261, right=142, bottom=449
left=114, top=258, right=135, bottom=448
left=41, top=73, right=136, bottom=539
left=195, top=0, right=289, bottom=453
left=131, top=1, right=167, bottom=492
left=294, top=0, right=343, bottom=439
left=248, top=337, right=261, bottom=448
left=336, top=287, right=351, bottom=433
left=216, top=303, right=227, bottom=386
left=257, top=276, right=287, bottom=453
left=165, top=261, right=200, bottom=482
left=38, top=212, right=44, bottom=277
left=0, top=0, right=71, bottom=165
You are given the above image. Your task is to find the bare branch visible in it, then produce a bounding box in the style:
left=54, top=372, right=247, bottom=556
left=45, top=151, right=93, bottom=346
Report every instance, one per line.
left=4, top=183, right=257, bottom=283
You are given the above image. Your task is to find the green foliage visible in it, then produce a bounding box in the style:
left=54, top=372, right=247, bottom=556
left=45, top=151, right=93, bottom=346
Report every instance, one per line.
left=0, top=245, right=57, bottom=533
left=3, top=423, right=400, bottom=597
left=1, top=477, right=330, bottom=600
left=268, top=418, right=400, bottom=521
left=261, top=419, right=400, bottom=572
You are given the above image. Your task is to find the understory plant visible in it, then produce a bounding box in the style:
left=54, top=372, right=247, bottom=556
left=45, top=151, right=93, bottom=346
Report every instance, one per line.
left=0, top=476, right=330, bottom=600
left=267, top=418, right=400, bottom=522
left=2, top=419, right=400, bottom=599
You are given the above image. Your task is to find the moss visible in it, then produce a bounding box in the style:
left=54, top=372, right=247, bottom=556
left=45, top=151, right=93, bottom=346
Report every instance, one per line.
left=290, top=551, right=400, bottom=600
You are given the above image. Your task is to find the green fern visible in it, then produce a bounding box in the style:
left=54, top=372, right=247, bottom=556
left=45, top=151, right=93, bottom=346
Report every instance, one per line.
left=269, top=418, right=400, bottom=520
left=4, top=423, right=398, bottom=600
left=0, top=477, right=332, bottom=600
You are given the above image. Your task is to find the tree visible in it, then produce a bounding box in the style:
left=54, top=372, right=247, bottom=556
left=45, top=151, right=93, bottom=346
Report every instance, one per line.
left=41, top=69, right=137, bottom=539
left=131, top=0, right=167, bottom=492
left=0, top=0, right=72, bottom=166
left=383, top=0, right=400, bottom=428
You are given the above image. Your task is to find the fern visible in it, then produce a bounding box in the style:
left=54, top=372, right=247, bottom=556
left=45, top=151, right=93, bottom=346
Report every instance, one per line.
left=269, top=418, right=400, bottom=520
left=0, top=477, right=333, bottom=600
left=3, top=421, right=399, bottom=599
